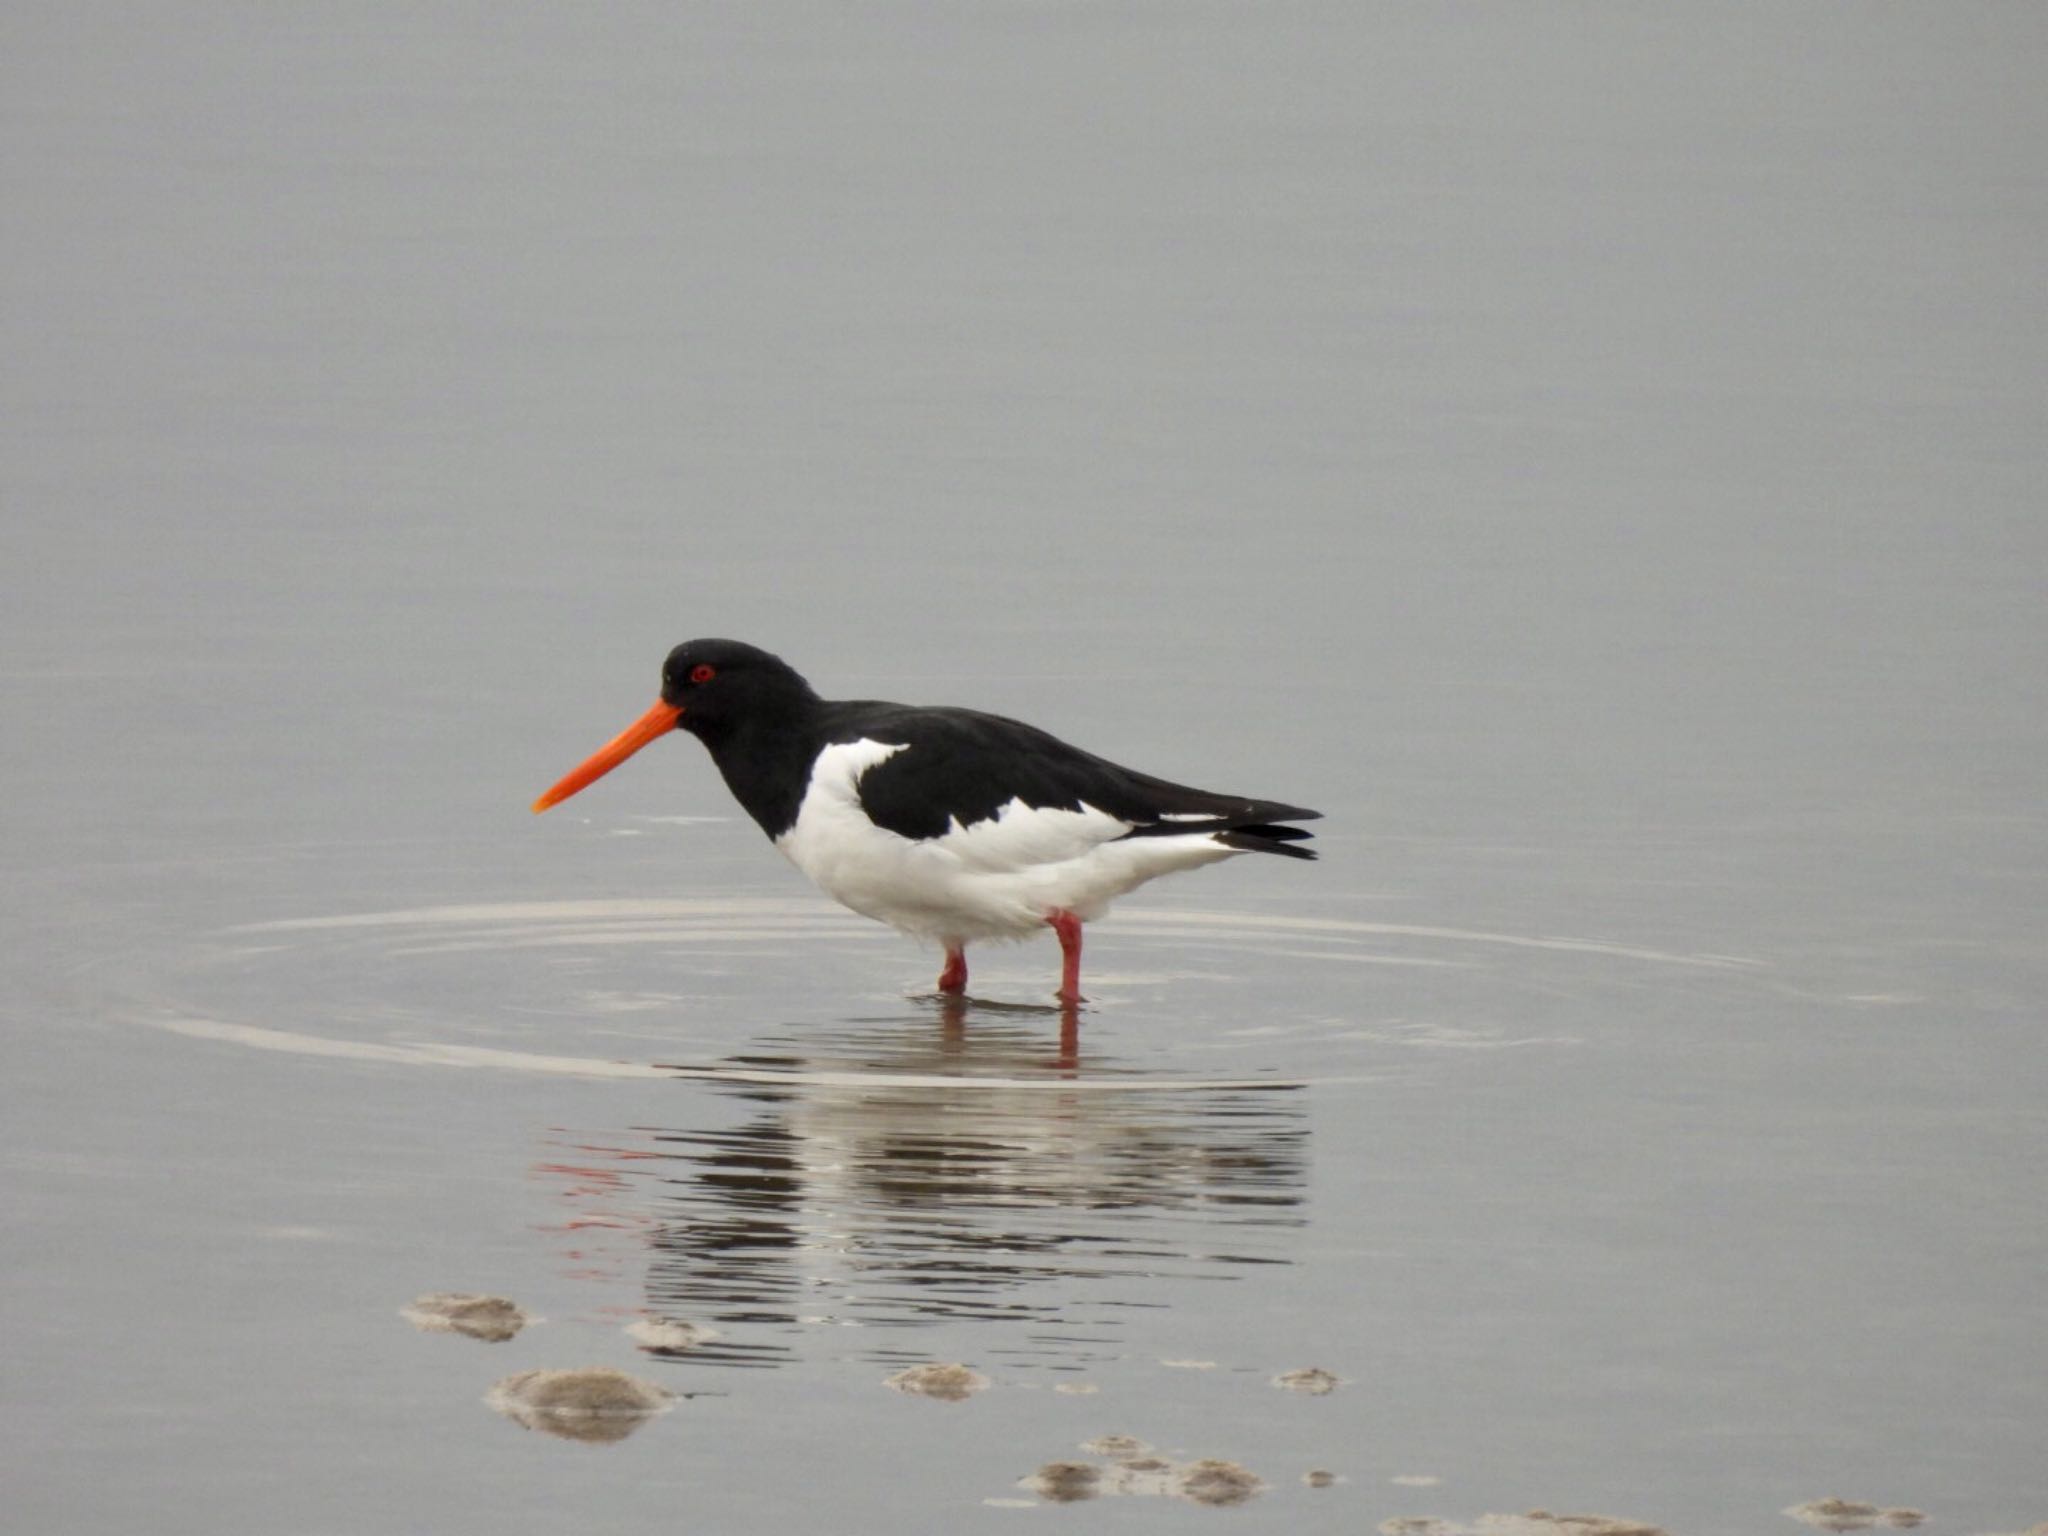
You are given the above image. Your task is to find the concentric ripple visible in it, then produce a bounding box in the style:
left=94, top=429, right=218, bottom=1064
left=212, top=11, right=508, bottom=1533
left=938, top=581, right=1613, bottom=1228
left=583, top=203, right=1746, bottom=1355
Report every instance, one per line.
left=99, top=896, right=1776, bottom=1368
left=110, top=896, right=1766, bottom=1088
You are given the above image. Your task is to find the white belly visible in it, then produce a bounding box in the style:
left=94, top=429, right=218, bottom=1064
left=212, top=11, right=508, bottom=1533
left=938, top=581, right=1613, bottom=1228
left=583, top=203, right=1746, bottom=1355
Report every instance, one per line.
left=773, top=739, right=1239, bottom=944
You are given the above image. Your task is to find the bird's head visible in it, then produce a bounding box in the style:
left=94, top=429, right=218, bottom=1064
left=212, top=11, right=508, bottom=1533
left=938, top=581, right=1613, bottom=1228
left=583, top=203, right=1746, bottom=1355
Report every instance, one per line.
left=532, top=639, right=813, bottom=813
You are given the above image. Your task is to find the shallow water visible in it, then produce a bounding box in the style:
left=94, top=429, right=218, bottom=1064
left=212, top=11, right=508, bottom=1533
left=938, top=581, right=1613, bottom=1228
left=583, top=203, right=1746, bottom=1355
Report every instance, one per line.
left=5, top=5, right=2046, bottom=1533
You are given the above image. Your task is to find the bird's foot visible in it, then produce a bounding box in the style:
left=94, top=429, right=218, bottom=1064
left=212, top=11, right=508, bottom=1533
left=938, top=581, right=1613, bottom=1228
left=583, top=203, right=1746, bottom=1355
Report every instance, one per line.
left=936, top=944, right=968, bottom=995
left=1045, top=909, right=1085, bottom=1006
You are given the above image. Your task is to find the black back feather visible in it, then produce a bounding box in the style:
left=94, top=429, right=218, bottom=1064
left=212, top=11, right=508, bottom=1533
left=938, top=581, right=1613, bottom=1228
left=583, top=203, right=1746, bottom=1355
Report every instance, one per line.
left=837, top=702, right=1320, bottom=855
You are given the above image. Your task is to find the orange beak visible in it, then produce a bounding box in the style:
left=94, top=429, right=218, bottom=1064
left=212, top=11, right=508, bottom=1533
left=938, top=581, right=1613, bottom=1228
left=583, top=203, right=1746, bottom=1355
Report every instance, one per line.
left=531, top=699, right=683, bottom=813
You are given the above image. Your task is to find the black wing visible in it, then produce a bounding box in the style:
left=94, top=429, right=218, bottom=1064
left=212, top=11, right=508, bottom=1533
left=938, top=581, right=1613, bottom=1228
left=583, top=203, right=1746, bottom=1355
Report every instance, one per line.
left=832, top=703, right=1321, bottom=860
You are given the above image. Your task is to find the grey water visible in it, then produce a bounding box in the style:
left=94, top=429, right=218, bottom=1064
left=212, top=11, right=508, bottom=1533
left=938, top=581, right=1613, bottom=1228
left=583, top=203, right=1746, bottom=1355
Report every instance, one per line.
left=4, top=5, right=2045, bottom=1533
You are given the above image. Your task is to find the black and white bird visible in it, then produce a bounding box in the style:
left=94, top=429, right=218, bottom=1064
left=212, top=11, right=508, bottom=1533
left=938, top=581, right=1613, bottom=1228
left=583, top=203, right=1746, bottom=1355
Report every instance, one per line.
left=533, top=640, right=1320, bottom=1004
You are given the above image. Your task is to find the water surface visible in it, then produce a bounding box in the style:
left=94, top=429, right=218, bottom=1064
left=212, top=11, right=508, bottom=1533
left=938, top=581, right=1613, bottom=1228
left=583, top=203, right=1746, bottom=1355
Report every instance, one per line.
left=4, top=5, right=2044, bottom=1533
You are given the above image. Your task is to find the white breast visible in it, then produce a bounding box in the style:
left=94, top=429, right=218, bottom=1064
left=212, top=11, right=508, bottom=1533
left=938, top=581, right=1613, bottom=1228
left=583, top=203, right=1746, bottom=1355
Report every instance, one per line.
left=774, top=739, right=1242, bottom=944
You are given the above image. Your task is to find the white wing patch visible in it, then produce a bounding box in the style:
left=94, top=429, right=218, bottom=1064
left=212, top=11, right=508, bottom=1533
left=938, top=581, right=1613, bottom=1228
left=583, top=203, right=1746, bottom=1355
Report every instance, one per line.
left=935, top=796, right=1133, bottom=871
left=807, top=737, right=908, bottom=795
left=776, top=738, right=1245, bottom=943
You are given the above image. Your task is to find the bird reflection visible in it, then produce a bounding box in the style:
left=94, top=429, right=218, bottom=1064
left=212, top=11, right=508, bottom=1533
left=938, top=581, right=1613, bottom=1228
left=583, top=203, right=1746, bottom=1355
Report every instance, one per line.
left=532, top=999, right=1309, bottom=1370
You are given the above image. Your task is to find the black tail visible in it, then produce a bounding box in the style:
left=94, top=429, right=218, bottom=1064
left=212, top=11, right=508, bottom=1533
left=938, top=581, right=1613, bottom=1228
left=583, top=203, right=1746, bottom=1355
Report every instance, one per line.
left=1216, top=824, right=1319, bottom=861
left=1120, top=808, right=1321, bottom=861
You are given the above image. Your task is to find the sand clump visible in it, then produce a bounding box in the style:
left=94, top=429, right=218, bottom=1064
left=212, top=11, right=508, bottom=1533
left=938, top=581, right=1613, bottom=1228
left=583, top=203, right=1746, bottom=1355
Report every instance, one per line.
left=884, top=1362, right=990, bottom=1402
left=487, top=1367, right=674, bottom=1443
left=1178, top=1459, right=1263, bottom=1507
left=1273, top=1365, right=1342, bottom=1395
left=1025, top=1462, right=1103, bottom=1504
left=1021, top=1448, right=1265, bottom=1507
left=625, top=1317, right=716, bottom=1353
left=1785, top=1501, right=1929, bottom=1532
left=1381, top=1514, right=1669, bottom=1536
left=401, top=1292, right=528, bottom=1343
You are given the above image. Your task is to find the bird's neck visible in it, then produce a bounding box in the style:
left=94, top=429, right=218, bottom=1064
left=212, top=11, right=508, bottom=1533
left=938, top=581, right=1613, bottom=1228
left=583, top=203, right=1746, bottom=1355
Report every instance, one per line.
left=696, top=702, right=829, bottom=841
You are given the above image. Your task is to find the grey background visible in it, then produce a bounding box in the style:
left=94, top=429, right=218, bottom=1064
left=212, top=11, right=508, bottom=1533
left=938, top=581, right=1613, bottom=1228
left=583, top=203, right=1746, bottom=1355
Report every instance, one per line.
left=4, top=5, right=2043, bottom=1533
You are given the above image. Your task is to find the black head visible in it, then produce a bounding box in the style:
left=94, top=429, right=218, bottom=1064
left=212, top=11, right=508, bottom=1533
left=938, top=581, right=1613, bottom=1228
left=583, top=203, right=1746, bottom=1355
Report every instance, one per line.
left=659, top=639, right=817, bottom=740
left=532, top=639, right=817, bottom=814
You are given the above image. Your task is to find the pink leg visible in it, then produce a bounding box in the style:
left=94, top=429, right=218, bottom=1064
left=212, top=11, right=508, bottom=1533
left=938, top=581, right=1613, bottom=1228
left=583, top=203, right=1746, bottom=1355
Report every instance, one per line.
left=1046, top=910, right=1084, bottom=1004
left=937, top=944, right=968, bottom=995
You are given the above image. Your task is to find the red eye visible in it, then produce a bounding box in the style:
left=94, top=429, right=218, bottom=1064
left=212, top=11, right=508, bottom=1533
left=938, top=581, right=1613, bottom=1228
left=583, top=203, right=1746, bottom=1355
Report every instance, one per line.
left=689, top=663, right=716, bottom=684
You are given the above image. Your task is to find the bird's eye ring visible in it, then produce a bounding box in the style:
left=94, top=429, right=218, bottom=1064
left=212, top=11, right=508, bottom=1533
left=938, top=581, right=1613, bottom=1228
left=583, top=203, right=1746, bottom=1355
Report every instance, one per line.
left=689, top=663, right=717, bottom=684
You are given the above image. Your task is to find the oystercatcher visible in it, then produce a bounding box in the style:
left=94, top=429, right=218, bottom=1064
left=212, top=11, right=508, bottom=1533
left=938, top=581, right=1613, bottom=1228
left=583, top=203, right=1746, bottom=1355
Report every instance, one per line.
left=533, top=640, right=1320, bottom=1004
